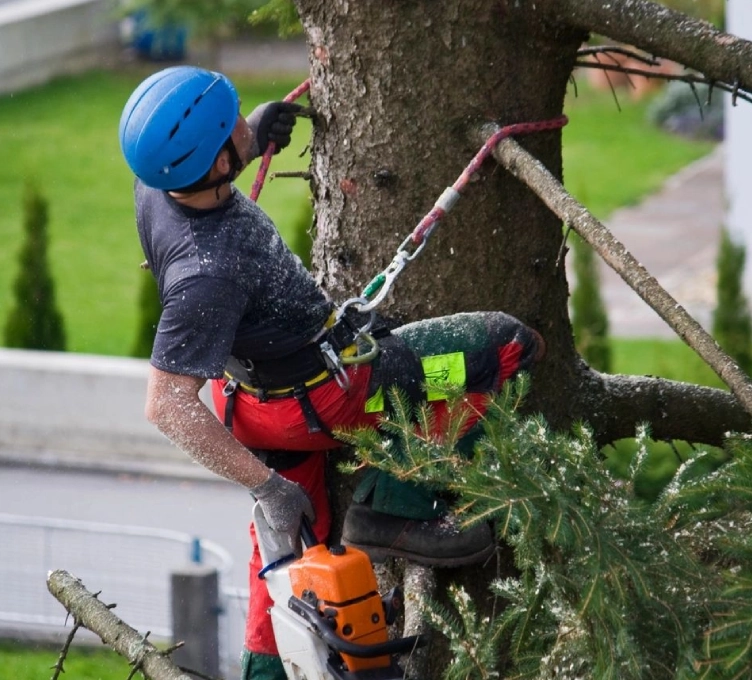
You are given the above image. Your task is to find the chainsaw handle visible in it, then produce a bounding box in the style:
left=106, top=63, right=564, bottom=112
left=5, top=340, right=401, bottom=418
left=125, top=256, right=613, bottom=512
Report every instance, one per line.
left=289, top=595, right=427, bottom=658
left=300, top=514, right=318, bottom=549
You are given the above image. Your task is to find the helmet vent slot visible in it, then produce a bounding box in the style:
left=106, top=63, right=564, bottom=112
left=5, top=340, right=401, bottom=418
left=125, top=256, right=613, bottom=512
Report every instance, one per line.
left=169, top=147, right=197, bottom=169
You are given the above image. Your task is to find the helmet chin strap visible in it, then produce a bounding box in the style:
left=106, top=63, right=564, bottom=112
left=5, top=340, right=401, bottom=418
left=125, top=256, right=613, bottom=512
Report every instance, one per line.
left=172, top=137, right=244, bottom=197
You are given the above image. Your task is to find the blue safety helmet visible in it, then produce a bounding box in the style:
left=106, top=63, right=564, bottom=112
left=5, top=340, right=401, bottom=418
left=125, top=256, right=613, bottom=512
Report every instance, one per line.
left=119, top=66, right=239, bottom=190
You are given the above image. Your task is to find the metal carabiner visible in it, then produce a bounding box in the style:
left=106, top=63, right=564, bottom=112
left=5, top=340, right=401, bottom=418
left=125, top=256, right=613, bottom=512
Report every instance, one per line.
left=336, top=297, right=375, bottom=334
left=340, top=331, right=380, bottom=365
left=319, top=340, right=351, bottom=391
left=358, top=251, right=409, bottom=312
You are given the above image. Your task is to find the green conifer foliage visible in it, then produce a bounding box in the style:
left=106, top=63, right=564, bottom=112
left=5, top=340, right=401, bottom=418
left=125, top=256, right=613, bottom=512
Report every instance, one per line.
left=571, top=234, right=612, bottom=372
left=3, top=182, right=66, bottom=351
left=340, top=379, right=752, bottom=679
left=131, top=269, right=162, bottom=359
left=712, top=229, right=752, bottom=375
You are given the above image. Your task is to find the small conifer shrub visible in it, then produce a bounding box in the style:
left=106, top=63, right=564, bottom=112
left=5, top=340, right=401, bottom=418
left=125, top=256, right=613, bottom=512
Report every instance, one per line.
left=712, top=228, right=752, bottom=375
left=571, top=234, right=611, bottom=372
left=340, top=378, right=752, bottom=679
left=4, top=181, right=66, bottom=351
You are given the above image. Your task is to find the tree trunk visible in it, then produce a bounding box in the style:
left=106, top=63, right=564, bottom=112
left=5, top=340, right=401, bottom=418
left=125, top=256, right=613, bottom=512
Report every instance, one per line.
left=294, top=0, right=751, bottom=443
left=296, top=0, right=585, bottom=413
left=290, top=0, right=752, bottom=673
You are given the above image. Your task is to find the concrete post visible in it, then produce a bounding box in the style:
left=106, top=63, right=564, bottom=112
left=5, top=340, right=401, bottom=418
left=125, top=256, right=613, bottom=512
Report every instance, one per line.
left=170, top=565, right=221, bottom=677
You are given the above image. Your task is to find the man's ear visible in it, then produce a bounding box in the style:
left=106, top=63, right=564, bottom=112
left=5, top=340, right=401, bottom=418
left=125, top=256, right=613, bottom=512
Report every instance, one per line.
left=214, top=148, right=231, bottom=176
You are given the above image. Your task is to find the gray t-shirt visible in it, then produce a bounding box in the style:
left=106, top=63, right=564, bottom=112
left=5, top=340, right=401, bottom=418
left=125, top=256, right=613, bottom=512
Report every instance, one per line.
left=135, top=180, right=333, bottom=378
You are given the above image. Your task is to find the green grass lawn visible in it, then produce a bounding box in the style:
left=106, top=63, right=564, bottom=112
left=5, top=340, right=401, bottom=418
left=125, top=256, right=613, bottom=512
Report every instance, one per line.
left=562, top=80, right=715, bottom=219
left=612, top=337, right=726, bottom=389
left=0, top=68, right=717, bottom=368
left=0, top=640, right=130, bottom=680
left=0, top=68, right=310, bottom=356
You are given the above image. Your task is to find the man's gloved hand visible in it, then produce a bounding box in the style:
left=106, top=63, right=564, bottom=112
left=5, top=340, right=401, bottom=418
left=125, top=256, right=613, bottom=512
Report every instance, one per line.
left=246, top=102, right=303, bottom=158
left=250, top=470, right=315, bottom=556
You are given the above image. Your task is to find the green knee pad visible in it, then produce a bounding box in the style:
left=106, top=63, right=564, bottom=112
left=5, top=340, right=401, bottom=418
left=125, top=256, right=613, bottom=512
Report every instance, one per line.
left=353, top=469, right=447, bottom=520
left=240, top=648, right=287, bottom=680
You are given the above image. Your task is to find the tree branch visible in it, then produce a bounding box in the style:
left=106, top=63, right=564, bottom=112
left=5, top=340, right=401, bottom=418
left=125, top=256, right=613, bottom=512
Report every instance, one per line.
left=46, top=570, right=192, bottom=680
left=577, top=45, right=659, bottom=66
left=574, top=60, right=752, bottom=106
left=581, top=367, right=751, bottom=446
left=269, top=170, right=313, bottom=181
left=51, top=618, right=85, bottom=680
left=546, top=0, right=752, bottom=99
left=471, top=123, right=752, bottom=420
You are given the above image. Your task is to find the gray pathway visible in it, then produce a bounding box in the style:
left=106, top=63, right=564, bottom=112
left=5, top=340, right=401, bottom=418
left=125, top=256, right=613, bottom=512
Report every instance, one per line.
left=599, top=146, right=724, bottom=338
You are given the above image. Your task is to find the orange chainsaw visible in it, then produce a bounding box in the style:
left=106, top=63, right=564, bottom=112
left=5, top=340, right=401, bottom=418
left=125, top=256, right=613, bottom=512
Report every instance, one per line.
left=252, top=502, right=426, bottom=680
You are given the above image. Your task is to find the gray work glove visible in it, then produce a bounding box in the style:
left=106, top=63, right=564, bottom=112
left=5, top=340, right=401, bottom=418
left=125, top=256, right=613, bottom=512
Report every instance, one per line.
left=250, top=471, right=315, bottom=556
left=246, top=101, right=303, bottom=159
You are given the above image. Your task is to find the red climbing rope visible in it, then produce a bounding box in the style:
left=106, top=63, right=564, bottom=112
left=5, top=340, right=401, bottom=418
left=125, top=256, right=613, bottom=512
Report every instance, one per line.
left=357, top=114, right=569, bottom=310
left=410, top=115, right=569, bottom=245
left=248, top=77, right=568, bottom=313
left=249, top=79, right=311, bottom=202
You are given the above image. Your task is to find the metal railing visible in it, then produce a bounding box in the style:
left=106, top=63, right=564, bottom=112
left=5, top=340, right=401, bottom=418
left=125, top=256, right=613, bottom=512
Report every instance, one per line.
left=0, top=513, right=248, bottom=674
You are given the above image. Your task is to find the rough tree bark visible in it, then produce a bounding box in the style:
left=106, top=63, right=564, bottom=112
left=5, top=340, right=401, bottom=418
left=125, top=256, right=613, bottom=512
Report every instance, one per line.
left=293, top=0, right=752, bottom=445
left=288, top=1, right=752, bottom=674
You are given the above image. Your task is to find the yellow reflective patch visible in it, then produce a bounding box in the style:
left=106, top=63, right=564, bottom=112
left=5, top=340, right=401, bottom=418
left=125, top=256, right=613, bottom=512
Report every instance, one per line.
left=421, top=352, right=466, bottom=401
left=366, top=353, right=466, bottom=412
left=365, top=386, right=385, bottom=413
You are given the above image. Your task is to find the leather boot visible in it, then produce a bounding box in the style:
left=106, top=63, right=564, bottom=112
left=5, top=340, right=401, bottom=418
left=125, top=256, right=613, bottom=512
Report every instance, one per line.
left=341, top=502, right=495, bottom=567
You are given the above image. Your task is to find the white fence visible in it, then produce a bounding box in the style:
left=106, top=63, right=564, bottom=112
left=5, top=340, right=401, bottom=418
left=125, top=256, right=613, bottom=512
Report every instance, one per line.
left=0, top=513, right=248, bottom=676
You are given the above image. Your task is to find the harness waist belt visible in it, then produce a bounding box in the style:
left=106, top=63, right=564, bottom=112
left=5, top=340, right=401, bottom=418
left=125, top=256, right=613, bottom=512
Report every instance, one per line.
left=223, top=315, right=365, bottom=398
left=247, top=343, right=328, bottom=389
left=224, top=344, right=332, bottom=398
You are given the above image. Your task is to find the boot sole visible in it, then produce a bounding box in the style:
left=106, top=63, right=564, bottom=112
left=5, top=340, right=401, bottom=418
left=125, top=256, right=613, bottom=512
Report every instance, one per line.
left=341, top=538, right=495, bottom=567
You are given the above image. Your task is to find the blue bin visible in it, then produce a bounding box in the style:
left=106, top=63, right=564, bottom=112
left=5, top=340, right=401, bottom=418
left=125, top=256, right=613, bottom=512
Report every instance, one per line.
left=131, top=10, right=188, bottom=62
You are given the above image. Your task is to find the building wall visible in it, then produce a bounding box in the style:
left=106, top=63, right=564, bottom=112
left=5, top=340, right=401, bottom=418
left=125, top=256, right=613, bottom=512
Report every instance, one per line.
left=0, top=0, right=120, bottom=96
left=726, top=0, right=752, bottom=294
left=0, top=348, right=215, bottom=477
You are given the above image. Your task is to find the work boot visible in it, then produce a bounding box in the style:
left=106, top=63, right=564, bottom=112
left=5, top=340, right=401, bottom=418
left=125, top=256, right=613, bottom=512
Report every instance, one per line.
left=341, top=502, right=495, bottom=567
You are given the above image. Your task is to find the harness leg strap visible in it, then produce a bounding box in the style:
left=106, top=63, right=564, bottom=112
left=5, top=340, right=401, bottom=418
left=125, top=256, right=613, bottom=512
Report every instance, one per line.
left=293, top=385, right=333, bottom=438
left=222, top=378, right=240, bottom=432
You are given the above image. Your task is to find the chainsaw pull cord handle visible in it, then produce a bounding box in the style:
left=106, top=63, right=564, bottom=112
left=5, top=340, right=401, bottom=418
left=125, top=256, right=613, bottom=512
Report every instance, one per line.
left=300, top=514, right=318, bottom=549
left=256, top=515, right=317, bottom=580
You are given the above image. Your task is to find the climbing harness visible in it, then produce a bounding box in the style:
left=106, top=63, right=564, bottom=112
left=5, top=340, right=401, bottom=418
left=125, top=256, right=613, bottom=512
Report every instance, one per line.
left=241, top=80, right=568, bottom=430
left=221, top=309, right=379, bottom=435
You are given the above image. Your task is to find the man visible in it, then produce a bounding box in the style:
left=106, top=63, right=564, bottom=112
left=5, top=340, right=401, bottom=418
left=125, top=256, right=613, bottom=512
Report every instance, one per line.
left=119, top=66, right=545, bottom=680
